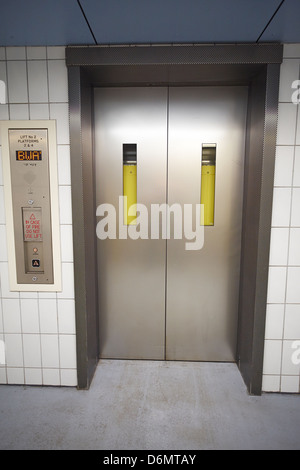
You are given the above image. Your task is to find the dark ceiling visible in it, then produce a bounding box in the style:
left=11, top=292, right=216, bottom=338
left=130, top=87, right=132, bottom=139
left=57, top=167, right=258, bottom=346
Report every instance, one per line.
left=0, top=0, right=299, bottom=46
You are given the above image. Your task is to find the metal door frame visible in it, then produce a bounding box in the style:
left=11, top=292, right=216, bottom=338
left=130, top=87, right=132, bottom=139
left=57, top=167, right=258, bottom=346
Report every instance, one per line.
left=66, top=44, right=283, bottom=394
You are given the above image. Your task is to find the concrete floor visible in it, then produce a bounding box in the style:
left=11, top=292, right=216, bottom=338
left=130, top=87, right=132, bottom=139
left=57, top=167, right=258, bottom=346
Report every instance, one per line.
left=0, top=360, right=299, bottom=450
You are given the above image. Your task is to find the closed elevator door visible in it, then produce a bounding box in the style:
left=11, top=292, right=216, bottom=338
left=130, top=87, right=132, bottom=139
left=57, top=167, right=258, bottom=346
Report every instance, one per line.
left=94, top=86, right=248, bottom=361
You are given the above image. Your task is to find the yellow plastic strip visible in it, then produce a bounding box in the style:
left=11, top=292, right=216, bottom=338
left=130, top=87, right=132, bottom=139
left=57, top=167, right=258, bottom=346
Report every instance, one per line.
left=123, top=164, right=137, bottom=225
left=201, top=164, right=215, bottom=226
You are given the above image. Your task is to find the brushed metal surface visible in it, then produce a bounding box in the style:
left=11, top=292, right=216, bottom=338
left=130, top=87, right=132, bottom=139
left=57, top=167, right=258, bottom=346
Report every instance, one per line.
left=8, top=128, right=54, bottom=285
left=166, top=87, right=248, bottom=361
left=94, top=86, right=247, bottom=361
left=94, top=87, right=168, bottom=359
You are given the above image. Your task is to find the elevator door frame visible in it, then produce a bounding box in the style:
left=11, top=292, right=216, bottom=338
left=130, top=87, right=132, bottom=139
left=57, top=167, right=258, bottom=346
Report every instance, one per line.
left=66, top=44, right=283, bottom=395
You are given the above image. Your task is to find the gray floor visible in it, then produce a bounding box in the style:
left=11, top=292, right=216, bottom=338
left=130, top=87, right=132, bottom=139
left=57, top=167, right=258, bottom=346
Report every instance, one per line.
left=0, top=360, right=299, bottom=450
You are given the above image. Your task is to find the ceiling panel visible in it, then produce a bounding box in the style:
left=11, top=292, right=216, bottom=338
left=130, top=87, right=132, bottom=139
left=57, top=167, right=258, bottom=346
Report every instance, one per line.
left=260, top=0, right=300, bottom=42
left=0, top=0, right=94, bottom=46
left=0, top=0, right=300, bottom=47
left=81, top=0, right=282, bottom=44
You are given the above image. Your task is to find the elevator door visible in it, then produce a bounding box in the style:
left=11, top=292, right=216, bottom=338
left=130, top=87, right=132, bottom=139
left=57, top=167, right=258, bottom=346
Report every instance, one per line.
left=94, top=86, right=248, bottom=361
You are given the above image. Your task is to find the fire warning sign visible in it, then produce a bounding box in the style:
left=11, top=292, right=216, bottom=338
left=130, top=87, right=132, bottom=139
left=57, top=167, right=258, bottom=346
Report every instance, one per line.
left=22, top=208, right=43, bottom=241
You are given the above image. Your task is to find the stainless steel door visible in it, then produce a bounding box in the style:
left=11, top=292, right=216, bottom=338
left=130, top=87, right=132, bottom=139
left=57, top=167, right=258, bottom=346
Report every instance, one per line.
left=94, top=87, right=168, bottom=359
left=94, top=86, right=248, bottom=361
left=166, top=87, right=248, bottom=361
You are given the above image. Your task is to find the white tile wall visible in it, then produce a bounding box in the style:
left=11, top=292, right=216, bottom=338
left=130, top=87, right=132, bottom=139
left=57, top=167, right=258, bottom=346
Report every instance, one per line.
left=274, top=146, right=294, bottom=186
left=276, top=103, right=298, bottom=145
left=20, top=299, right=39, bottom=333
left=1, top=45, right=300, bottom=393
left=48, top=61, right=69, bottom=103
left=284, top=305, right=300, bottom=339
left=269, top=228, right=289, bottom=266
left=0, top=46, right=76, bottom=386
left=291, top=188, right=300, bottom=226
left=293, top=147, right=300, bottom=185
left=263, top=44, right=300, bottom=393
left=271, top=188, right=292, bottom=226
left=27, top=61, right=48, bottom=103
left=265, top=304, right=285, bottom=340
left=7, top=61, right=28, bottom=103
left=288, top=228, right=300, bottom=265
left=39, top=299, right=58, bottom=334
left=41, top=334, right=60, bottom=369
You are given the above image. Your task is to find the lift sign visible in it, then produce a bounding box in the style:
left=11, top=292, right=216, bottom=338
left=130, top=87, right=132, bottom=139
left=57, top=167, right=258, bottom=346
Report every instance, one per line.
left=16, top=150, right=42, bottom=161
